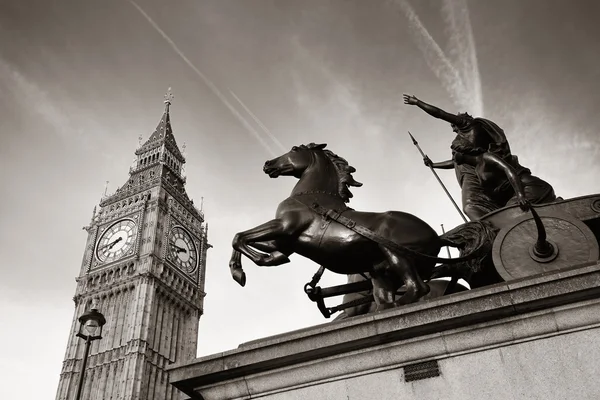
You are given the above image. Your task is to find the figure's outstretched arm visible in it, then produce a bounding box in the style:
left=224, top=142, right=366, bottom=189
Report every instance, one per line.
left=481, top=153, right=529, bottom=210
left=403, top=94, right=464, bottom=127
left=480, top=153, right=523, bottom=194
left=454, top=152, right=530, bottom=211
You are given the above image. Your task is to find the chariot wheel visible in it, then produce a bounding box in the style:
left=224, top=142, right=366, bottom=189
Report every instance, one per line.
left=492, top=208, right=599, bottom=281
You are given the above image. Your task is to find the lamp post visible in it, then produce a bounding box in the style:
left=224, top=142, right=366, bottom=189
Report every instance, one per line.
left=74, top=306, right=106, bottom=400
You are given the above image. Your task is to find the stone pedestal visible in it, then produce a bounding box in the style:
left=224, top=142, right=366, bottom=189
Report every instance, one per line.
left=168, top=261, right=600, bottom=400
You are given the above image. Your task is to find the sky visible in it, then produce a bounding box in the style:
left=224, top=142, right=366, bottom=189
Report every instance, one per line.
left=1, top=0, right=599, bottom=398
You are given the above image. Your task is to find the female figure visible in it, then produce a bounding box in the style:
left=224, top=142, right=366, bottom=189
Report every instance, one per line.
left=403, top=94, right=556, bottom=219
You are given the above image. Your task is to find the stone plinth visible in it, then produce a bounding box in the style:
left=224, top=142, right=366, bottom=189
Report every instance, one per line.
left=168, top=261, right=600, bottom=400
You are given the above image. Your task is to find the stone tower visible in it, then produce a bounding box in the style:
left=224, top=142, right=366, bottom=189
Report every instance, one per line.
left=56, top=90, right=209, bottom=400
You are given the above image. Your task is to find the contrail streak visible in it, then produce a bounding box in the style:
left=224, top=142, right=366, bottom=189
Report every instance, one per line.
left=228, top=89, right=286, bottom=152
left=395, top=0, right=482, bottom=110
left=129, top=0, right=279, bottom=157
left=393, top=0, right=468, bottom=111
left=441, top=0, right=483, bottom=116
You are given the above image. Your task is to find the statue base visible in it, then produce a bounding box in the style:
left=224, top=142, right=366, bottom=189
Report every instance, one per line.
left=169, top=261, right=600, bottom=400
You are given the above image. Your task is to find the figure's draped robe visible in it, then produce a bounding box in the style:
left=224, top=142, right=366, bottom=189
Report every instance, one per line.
left=452, top=118, right=556, bottom=219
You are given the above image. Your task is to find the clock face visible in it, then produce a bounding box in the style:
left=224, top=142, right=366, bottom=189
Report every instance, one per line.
left=96, top=219, right=137, bottom=263
left=168, top=227, right=198, bottom=273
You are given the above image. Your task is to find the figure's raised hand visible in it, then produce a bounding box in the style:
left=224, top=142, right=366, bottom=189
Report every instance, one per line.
left=403, top=94, right=419, bottom=105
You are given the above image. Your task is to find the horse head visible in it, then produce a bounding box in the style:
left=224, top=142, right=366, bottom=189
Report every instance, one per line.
left=263, top=143, right=327, bottom=179
left=263, top=143, right=363, bottom=203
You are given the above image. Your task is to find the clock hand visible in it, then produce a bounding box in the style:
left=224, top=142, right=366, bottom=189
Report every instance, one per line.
left=99, top=237, right=122, bottom=251
left=99, top=237, right=118, bottom=251
left=169, top=242, right=187, bottom=253
left=108, top=237, right=123, bottom=250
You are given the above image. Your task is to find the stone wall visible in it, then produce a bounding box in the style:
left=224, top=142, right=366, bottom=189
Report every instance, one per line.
left=169, top=261, right=600, bottom=400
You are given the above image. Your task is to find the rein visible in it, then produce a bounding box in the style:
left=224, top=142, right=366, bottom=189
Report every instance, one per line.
left=292, top=190, right=346, bottom=199
left=293, top=198, right=482, bottom=264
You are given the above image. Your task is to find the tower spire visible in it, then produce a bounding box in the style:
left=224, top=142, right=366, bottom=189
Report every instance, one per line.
left=141, top=87, right=179, bottom=147
left=164, top=86, right=174, bottom=112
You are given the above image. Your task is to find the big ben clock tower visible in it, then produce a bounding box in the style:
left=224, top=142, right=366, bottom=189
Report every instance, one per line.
left=56, top=90, right=210, bottom=400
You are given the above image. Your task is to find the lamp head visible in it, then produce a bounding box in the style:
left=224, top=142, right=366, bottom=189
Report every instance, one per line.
left=77, top=307, right=106, bottom=340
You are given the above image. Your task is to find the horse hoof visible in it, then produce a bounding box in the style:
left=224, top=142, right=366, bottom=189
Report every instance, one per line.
left=231, top=268, right=246, bottom=287
left=395, top=290, right=425, bottom=306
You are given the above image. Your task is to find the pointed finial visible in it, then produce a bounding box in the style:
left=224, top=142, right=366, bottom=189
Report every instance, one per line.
left=441, top=224, right=452, bottom=258
left=103, top=181, right=109, bottom=197
left=200, top=196, right=204, bottom=212
left=138, top=134, right=143, bottom=146
left=164, top=87, right=174, bottom=109
left=182, top=142, right=186, bottom=156
left=408, top=131, right=418, bottom=146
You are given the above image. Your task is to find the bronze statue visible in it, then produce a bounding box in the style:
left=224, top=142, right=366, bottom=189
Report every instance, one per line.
left=229, top=143, right=496, bottom=308
left=403, top=94, right=557, bottom=220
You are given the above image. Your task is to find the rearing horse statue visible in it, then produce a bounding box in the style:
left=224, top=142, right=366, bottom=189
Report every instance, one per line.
left=229, top=143, right=496, bottom=309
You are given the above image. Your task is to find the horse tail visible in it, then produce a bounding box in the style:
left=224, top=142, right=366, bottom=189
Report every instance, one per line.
left=439, top=220, right=498, bottom=258
left=431, top=221, right=498, bottom=279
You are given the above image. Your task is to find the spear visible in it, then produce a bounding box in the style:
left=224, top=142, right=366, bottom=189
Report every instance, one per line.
left=408, top=131, right=468, bottom=223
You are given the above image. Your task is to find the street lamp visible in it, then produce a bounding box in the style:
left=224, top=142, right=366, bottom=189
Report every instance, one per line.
left=74, top=306, right=106, bottom=400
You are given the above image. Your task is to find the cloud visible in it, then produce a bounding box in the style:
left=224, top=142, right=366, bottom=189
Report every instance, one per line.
left=392, top=0, right=466, bottom=108
left=0, top=54, right=114, bottom=158
left=391, top=0, right=483, bottom=115
left=289, top=36, right=386, bottom=140
left=129, top=0, right=282, bottom=157
left=228, top=89, right=286, bottom=152
left=0, top=56, right=73, bottom=137
left=441, top=0, right=483, bottom=116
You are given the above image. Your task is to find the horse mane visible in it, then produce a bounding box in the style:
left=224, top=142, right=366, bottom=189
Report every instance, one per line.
left=302, top=143, right=363, bottom=202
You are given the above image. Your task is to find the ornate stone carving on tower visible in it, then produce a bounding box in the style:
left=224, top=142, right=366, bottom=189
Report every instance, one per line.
left=56, top=89, right=210, bottom=400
